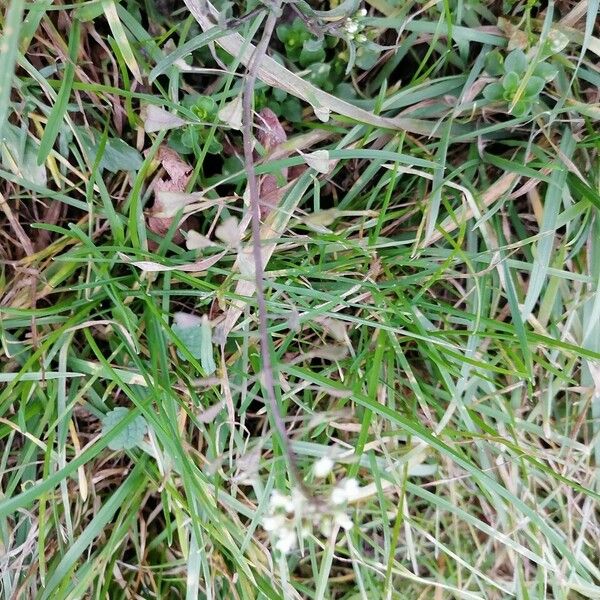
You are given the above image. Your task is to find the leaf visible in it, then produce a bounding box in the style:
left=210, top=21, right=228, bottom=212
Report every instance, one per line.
left=533, top=61, right=558, bottom=82
left=1, top=123, right=46, bottom=186
left=144, top=105, right=190, bottom=132
left=504, top=49, right=527, bottom=74
left=484, top=49, right=504, bottom=76
left=102, top=137, right=143, bottom=172
left=298, top=149, right=334, bottom=174
left=215, top=216, right=241, bottom=247
left=483, top=82, right=504, bottom=102
left=118, top=251, right=226, bottom=273
left=545, top=29, right=569, bottom=54
left=218, top=95, right=243, bottom=130
left=302, top=208, right=340, bottom=230
left=101, top=407, right=148, bottom=451
left=172, top=313, right=216, bottom=373
left=77, top=127, right=142, bottom=173
left=503, top=71, right=520, bottom=92
left=257, top=108, right=287, bottom=151
left=185, top=230, right=213, bottom=250
left=355, top=46, right=381, bottom=71
left=523, top=76, right=545, bottom=98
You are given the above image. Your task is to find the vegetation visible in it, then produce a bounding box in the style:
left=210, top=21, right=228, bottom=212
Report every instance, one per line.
left=0, top=0, right=599, bottom=598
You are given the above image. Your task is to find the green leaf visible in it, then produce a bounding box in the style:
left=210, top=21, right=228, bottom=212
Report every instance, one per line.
left=523, top=75, right=545, bottom=98
left=533, top=61, right=558, bottom=82
left=77, top=127, right=142, bottom=172
left=504, top=48, right=527, bottom=74
left=281, top=97, right=303, bottom=122
left=276, top=23, right=291, bottom=43
left=74, top=1, right=104, bottom=21
left=1, top=123, right=46, bottom=186
left=171, top=312, right=215, bottom=374
left=484, top=49, right=504, bottom=76
left=306, top=62, right=332, bottom=89
left=181, top=125, right=201, bottom=150
left=299, top=38, right=326, bottom=67
left=102, top=137, right=143, bottom=172
left=502, top=71, right=520, bottom=92
left=510, top=99, right=530, bottom=117
left=483, top=82, right=504, bottom=101
left=355, top=45, right=381, bottom=70
left=101, top=408, right=148, bottom=451
left=168, top=129, right=194, bottom=154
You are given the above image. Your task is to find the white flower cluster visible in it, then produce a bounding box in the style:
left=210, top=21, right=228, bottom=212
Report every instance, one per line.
left=344, top=8, right=368, bottom=43
left=262, top=477, right=361, bottom=554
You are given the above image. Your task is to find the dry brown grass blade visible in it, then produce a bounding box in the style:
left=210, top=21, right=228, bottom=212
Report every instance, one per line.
left=184, top=0, right=442, bottom=136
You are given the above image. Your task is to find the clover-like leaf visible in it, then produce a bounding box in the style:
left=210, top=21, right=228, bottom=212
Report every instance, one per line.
left=523, top=76, right=545, bottom=98
left=533, top=61, right=558, bottom=83
left=306, top=62, right=333, bottom=89
left=355, top=45, right=381, bottom=70
left=483, top=82, right=504, bottom=102
left=172, top=312, right=216, bottom=374
left=510, top=100, right=531, bottom=117
left=502, top=71, right=520, bottom=93
left=504, top=49, right=527, bottom=75
left=484, top=49, right=504, bottom=76
left=300, top=38, right=326, bottom=67
left=101, top=407, right=148, bottom=451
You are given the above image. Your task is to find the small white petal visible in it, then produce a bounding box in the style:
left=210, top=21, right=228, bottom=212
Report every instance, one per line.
left=331, top=487, right=347, bottom=505
left=345, top=20, right=359, bottom=34
left=270, top=490, right=288, bottom=509
left=263, top=515, right=284, bottom=532
left=274, top=528, right=296, bottom=554
left=319, top=518, right=332, bottom=537
left=343, top=478, right=360, bottom=496
left=335, top=512, right=353, bottom=531
left=313, top=456, right=334, bottom=478
left=291, top=493, right=306, bottom=513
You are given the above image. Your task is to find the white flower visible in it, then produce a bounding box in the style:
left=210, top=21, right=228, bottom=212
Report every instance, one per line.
left=331, top=478, right=360, bottom=505
left=270, top=490, right=294, bottom=513
left=345, top=19, right=359, bottom=35
left=342, top=478, right=359, bottom=499
left=331, top=486, right=347, bottom=505
left=313, top=456, right=334, bottom=478
left=335, top=512, right=354, bottom=531
left=275, top=528, right=297, bottom=554
left=358, top=8, right=367, bottom=17
left=263, top=515, right=285, bottom=532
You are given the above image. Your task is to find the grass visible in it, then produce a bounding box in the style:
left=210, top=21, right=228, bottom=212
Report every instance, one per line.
left=0, top=0, right=599, bottom=598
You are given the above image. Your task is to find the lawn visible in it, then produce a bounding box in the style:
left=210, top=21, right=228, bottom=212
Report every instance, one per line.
left=1, top=0, right=599, bottom=598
